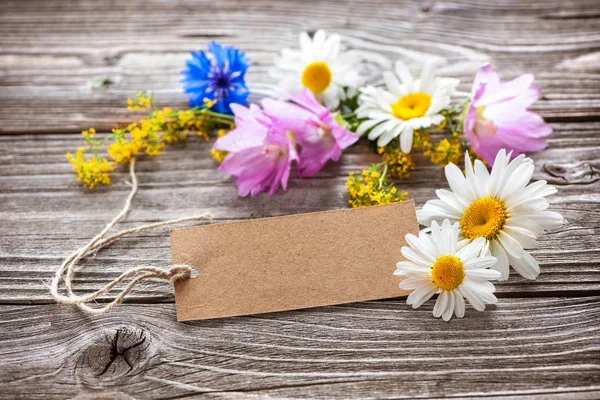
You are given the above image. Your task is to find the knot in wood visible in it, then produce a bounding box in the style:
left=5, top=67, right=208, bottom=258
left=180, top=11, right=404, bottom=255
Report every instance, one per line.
left=78, top=327, right=152, bottom=386
left=543, top=161, right=600, bottom=185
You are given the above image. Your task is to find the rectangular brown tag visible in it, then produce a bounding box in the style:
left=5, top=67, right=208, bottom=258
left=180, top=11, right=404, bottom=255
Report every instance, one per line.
left=171, top=201, right=419, bottom=321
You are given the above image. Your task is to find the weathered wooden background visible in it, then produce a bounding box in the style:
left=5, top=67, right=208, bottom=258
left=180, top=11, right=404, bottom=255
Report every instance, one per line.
left=1, top=0, right=599, bottom=398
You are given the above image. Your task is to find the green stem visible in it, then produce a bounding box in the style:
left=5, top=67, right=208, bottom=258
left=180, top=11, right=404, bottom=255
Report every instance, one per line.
left=378, top=163, right=388, bottom=189
left=198, top=108, right=235, bottom=120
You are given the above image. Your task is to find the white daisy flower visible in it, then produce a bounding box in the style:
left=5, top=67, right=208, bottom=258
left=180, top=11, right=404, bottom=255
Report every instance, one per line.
left=395, top=219, right=500, bottom=321
left=356, top=60, right=459, bottom=152
left=417, top=149, right=564, bottom=281
left=269, top=29, right=364, bottom=109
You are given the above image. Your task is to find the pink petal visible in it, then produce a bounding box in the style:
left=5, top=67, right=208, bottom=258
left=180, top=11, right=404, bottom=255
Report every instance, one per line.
left=261, top=98, right=314, bottom=137
left=331, top=125, right=359, bottom=149
left=477, top=73, right=535, bottom=106
left=214, top=127, right=266, bottom=152
left=471, top=63, right=500, bottom=97
left=286, top=89, right=326, bottom=115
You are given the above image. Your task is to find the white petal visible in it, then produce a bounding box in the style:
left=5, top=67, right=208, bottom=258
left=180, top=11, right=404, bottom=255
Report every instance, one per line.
left=368, top=119, right=393, bottom=140
left=453, top=291, right=465, bottom=318
left=442, top=291, right=455, bottom=321
left=503, top=225, right=538, bottom=249
left=458, top=285, right=485, bottom=312
left=506, top=180, right=553, bottom=208
left=508, top=197, right=549, bottom=215
left=418, top=200, right=463, bottom=223
left=394, top=261, right=430, bottom=276
left=383, top=71, right=403, bottom=97
left=464, top=279, right=498, bottom=304
left=379, top=122, right=405, bottom=147
left=357, top=118, right=386, bottom=136
left=463, top=256, right=497, bottom=270
left=435, top=189, right=468, bottom=213
left=506, top=216, right=544, bottom=237
left=440, top=219, right=453, bottom=255
left=394, top=61, right=414, bottom=92
left=473, top=160, right=490, bottom=198
left=497, top=231, right=525, bottom=258
left=313, top=29, right=326, bottom=48
left=430, top=220, right=442, bottom=251
left=418, top=230, right=442, bottom=259
left=487, top=149, right=507, bottom=197
left=456, top=237, right=486, bottom=262
left=498, top=163, right=535, bottom=201
left=528, top=211, right=564, bottom=231
left=401, top=246, right=433, bottom=267
left=418, top=60, right=437, bottom=93
left=490, top=240, right=510, bottom=280
left=405, top=234, right=436, bottom=263
left=463, top=152, right=479, bottom=200
left=450, top=222, right=459, bottom=254
left=466, top=268, right=501, bottom=280
left=445, top=163, right=475, bottom=203
left=507, top=251, right=540, bottom=280
left=407, top=284, right=437, bottom=308
left=299, top=32, right=312, bottom=54
left=399, top=277, right=432, bottom=290
left=433, top=290, right=449, bottom=318
left=399, top=125, right=414, bottom=153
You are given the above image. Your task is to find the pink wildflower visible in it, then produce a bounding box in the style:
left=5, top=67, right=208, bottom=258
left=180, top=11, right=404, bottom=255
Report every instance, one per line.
left=214, top=104, right=297, bottom=197
left=464, top=64, right=552, bottom=165
left=263, top=89, right=359, bottom=177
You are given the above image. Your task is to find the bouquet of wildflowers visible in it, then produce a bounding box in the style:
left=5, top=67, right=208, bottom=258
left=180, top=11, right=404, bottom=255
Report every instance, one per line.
left=68, top=30, right=551, bottom=205
left=66, top=31, right=562, bottom=322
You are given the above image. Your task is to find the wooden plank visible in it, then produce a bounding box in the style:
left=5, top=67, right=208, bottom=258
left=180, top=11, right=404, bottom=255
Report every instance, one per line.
left=1, top=298, right=599, bottom=398
left=0, top=124, right=598, bottom=303
left=1, top=0, right=599, bottom=397
left=1, top=0, right=599, bottom=133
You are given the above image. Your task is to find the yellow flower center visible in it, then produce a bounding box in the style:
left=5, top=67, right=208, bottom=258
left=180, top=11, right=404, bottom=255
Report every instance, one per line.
left=460, top=197, right=507, bottom=240
left=391, top=92, right=431, bottom=120
left=301, top=61, right=332, bottom=94
left=431, top=255, right=465, bottom=291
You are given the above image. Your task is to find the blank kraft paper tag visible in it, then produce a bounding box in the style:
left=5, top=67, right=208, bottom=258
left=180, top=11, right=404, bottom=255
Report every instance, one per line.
left=171, top=201, right=419, bottom=321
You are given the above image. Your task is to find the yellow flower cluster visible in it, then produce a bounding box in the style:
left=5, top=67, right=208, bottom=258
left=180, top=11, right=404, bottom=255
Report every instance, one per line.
left=127, top=91, right=153, bottom=112
left=345, top=164, right=408, bottom=208
left=107, top=101, right=215, bottom=164
left=210, top=129, right=229, bottom=163
left=66, top=92, right=236, bottom=189
left=430, top=132, right=463, bottom=167
left=412, top=130, right=433, bottom=155
left=66, top=148, right=114, bottom=189
left=81, top=128, right=96, bottom=143
left=377, top=146, right=415, bottom=180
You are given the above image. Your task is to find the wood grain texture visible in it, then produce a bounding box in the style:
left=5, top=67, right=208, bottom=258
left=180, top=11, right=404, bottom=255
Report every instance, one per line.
left=1, top=0, right=600, bottom=133
left=1, top=298, right=599, bottom=399
left=1, top=0, right=599, bottom=398
left=0, top=128, right=597, bottom=304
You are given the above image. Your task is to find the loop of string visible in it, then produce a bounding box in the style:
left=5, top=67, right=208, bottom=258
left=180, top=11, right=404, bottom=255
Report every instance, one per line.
left=50, top=158, right=213, bottom=314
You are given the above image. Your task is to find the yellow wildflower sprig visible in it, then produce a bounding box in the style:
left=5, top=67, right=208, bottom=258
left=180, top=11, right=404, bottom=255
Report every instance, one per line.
left=430, top=132, right=464, bottom=167
left=66, top=147, right=114, bottom=189
left=345, top=163, right=408, bottom=208
left=67, top=93, right=235, bottom=188
left=127, top=91, right=153, bottom=112
left=377, top=144, right=416, bottom=180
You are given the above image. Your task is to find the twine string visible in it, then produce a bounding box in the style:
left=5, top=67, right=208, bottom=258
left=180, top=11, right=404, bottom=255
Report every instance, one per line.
left=50, top=158, right=212, bottom=315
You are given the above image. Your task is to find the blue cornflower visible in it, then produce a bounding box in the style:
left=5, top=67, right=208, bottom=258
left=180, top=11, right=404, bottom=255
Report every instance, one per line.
left=181, top=42, right=250, bottom=115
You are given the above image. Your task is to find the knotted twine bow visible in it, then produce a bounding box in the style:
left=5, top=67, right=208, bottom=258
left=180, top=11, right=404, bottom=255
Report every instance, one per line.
left=50, top=159, right=213, bottom=314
